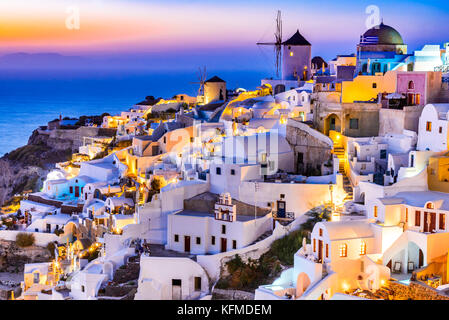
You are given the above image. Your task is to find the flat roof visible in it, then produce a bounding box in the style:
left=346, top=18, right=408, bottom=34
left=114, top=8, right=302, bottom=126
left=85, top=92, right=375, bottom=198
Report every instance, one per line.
left=174, top=210, right=265, bottom=222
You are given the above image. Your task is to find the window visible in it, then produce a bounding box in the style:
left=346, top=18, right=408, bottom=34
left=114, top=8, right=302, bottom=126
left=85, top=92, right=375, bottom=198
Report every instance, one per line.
left=374, top=206, right=378, bottom=218
left=172, top=279, right=181, bottom=286
left=232, top=240, right=237, bottom=249
left=216, top=167, right=221, bottom=175
left=211, top=236, right=215, bottom=245
left=339, top=244, right=347, bottom=257
left=69, top=186, right=73, bottom=194
left=221, top=225, right=226, bottom=234
left=372, top=83, right=377, bottom=88
left=426, top=203, right=434, bottom=209
left=81, top=285, right=85, bottom=292
left=289, top=51, right=294, bottom=57
left=439, top=127, right=443, bottom=134
left=194, top=277, right=201, bottom=291
left=380, top=150, right=387, bottom=159
left=196, top=237, right=201, bottom=245
left=405, top=208, right=408, bottom=223
left=349, top=118, right=359, bottom=130
left=439, top=214, right=446, bottom=230
left=313, top=239, right=316, bottom=252
left=319, top=229, right=323, bottom=237
left=361, top=164, right=366, bottom=170
left=163, top=136, right=167, bottom=144
left=190, top=137, right=194, bottom=143
left=174, top=234, right=179, bottom=242
left=33, top=273, right=40, bottom=284
left=280, top=194, right=285, bottom=199
left=360, top=241, right=366, bottom=255
left=408, top=81, right=415, bottom=90
left=230, top=169, right=235, bottom=176
left=415, top=211, right=421, bottom=227
left=426, top=121, right=432, bottom=132
left=325, top=244, right=329, bottom=258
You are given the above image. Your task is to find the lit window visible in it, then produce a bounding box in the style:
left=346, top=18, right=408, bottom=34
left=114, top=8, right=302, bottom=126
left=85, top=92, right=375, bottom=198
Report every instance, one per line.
left=360, top=241, right=366, bottom=255
left=319, top=229, right=323, bottom=237
left=325, top=244, right=329, bottom=258
left=289, top=51, right=294, bottom=57
left=426, top=122, right=432, bottom=132
left=426, top=202, right=434, bottom=209
left=313, top=239, right=316, bottom=252
left=372, top=83, right=377, bottom=88
left=374, top=206, right=378, bottom=218
left=339, top=244, right=347, bottom=257
left=405, top=208, right=408, bottom=223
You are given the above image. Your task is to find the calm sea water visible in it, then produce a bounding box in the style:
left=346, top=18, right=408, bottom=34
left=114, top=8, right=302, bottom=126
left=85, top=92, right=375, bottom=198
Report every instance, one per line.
left=0, top=69, right=266, bottom=156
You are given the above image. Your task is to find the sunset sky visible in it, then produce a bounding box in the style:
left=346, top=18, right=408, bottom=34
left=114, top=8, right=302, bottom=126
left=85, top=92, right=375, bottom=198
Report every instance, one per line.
left=0, top=0, right=448, bottom=69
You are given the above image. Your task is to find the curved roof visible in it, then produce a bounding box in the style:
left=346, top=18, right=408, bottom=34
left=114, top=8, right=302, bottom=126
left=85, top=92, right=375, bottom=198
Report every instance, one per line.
left=361, top=23, right=403, bottom=45
left=319, top=220, right=374, bottom=241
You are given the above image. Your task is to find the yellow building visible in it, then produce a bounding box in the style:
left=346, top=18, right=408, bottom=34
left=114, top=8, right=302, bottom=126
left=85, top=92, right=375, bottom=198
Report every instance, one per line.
left=428, top=154, right=449, bottom=192
left=341, top=71, right=397, bottom=103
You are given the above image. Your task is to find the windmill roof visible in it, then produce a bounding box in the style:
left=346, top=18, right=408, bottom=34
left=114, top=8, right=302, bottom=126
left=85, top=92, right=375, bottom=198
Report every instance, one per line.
left=282, top=30, right=311, bottom=46
left=205, top=76, right=226, bottom=83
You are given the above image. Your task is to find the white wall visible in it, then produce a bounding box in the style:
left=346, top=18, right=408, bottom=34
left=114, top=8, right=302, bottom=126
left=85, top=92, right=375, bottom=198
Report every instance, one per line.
left=135, top=256, right=209, bottom=300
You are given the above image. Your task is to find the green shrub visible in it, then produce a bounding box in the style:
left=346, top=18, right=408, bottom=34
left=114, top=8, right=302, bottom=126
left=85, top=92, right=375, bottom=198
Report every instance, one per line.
left=16, top=232, right=35, bottom=247
left=46, top=242, right=56, bottom=257
left=268, top=230, right=308, bottom=265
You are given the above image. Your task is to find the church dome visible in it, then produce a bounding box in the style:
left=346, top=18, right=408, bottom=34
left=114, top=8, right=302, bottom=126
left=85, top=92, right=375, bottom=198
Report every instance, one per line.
left=360, top=22, right=404, bottom=45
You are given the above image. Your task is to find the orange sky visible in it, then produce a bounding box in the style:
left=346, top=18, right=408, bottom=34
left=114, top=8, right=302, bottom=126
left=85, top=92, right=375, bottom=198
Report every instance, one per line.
left=0, top=0, right=447, bottom=55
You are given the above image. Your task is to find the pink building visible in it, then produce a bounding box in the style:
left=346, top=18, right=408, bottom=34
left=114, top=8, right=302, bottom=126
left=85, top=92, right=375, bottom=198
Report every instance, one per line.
left=396, top=71, right=442, bottom=106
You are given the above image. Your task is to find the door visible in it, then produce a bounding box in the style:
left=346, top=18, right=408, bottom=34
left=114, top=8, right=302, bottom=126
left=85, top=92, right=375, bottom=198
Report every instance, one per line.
left=46, top=224, right=51, bottom=233
left=172, top=279, right=182, bottom=300
left=419, top=249, right=424, bottom=268
left=220, top=238, right=227, bottom=253
left=318, top=240, right=323, bottom=262
left=424, top=212, right=429, bottom=232
left=184, top=236, right=191, bottom=253
left=430, top=212, right=436, bottom=232
left=277, top=200, right=286, bottom=218
left=75, top=186, right=80, bottom=198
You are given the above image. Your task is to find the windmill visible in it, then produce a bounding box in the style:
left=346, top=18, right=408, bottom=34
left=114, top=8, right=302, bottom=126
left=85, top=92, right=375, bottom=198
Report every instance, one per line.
left=191, top=66, right=207, bottom=98
left=257, top=10, right=283, bottom=78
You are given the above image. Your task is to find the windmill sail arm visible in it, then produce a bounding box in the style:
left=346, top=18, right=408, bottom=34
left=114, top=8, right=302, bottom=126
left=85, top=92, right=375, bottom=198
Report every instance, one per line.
left=256, top=42, right=278, bottom=45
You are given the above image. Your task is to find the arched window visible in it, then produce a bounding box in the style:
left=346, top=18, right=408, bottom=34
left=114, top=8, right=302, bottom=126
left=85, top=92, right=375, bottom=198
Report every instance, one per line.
left=339, top=244, right=347, bottom=257
left=426, top=202, right=434, bottom=209
left=408, top=81, right=415, bottom=90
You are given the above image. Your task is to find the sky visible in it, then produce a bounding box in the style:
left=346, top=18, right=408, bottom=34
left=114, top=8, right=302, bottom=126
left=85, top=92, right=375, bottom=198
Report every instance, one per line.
left=0, top=0, right=448, bottom=70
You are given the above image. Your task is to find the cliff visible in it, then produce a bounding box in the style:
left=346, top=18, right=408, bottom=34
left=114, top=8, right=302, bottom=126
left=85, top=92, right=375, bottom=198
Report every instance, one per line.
left=0, top=126, right=116, bottom=206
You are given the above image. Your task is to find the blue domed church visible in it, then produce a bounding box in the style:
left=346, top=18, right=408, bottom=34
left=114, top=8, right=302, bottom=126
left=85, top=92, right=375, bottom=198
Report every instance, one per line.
left=356, top=22, right=412, bottom=75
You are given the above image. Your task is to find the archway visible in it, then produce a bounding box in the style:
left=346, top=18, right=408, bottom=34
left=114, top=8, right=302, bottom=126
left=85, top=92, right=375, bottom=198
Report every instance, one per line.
left=296, top=272, right=311, bottom=298
left=324, top=113, right=341, bottom=136
left=408, top=241, right=425, bottom=271
left=274, top=84, right=286, bottom=95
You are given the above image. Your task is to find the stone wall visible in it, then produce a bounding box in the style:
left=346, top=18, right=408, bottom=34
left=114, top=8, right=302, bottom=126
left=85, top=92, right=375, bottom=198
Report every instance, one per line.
left=388, top=280, right=449, bottom=300
left=285, top=120, right=333, bottom=175
left=212, top=288, right=255, bottom=300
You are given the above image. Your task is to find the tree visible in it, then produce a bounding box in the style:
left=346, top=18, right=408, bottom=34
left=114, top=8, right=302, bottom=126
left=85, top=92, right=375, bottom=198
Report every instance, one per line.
left=151, top=176, right=166, bottom=192
left=300, top=205, right=332, bottom=234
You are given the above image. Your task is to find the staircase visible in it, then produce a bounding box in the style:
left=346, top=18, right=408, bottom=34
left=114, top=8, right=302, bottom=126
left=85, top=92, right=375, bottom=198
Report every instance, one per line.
left=250, top=231, right=273, bottom=245
left=332, top=144, right=353, bottom=202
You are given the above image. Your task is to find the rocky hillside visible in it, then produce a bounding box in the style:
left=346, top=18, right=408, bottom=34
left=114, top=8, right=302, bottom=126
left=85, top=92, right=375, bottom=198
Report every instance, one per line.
left=0, top=126, right=116, bottom=206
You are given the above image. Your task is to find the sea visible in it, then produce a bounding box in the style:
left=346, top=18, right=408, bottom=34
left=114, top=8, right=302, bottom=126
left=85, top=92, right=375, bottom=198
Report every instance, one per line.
left=0, top=69, right=266, bottom=157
